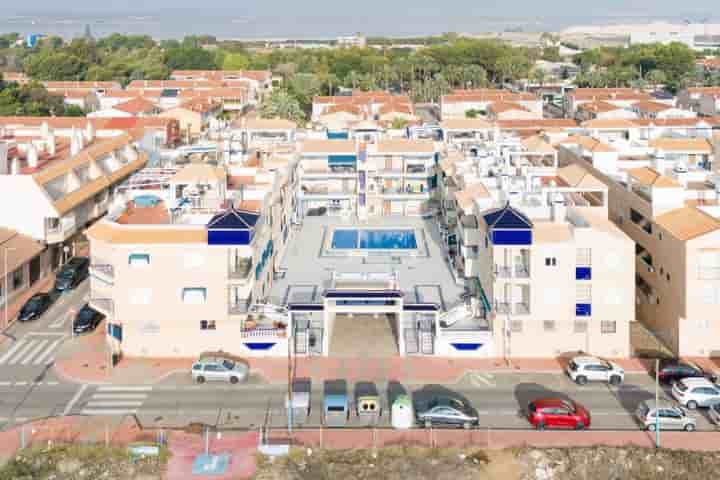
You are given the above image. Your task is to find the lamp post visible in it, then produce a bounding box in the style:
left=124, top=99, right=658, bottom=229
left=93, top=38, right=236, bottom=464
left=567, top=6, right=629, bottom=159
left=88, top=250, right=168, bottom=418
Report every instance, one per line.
left=655, top=358, right=660, bottom=448
left=3, top=247, right=17, bottom=329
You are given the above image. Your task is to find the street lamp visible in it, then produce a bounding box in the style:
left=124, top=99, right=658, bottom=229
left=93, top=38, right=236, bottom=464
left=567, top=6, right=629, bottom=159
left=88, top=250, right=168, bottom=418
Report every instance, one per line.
left=655, top=358, right=661, bottom=447
left=3, top=247, right=17, bottom=329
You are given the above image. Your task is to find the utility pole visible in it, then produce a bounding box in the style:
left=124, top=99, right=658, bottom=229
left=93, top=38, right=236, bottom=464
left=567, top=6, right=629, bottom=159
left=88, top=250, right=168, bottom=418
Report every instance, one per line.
left=287, top=327, right=293, bottom=433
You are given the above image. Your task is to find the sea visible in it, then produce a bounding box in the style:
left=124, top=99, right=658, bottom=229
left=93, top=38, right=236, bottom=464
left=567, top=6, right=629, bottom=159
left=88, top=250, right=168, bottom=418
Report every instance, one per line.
left=0, top=12, right=693, bottom=41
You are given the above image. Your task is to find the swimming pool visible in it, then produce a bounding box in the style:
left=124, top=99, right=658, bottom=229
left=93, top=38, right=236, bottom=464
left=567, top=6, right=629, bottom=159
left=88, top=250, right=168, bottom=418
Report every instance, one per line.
left=331, top=229, right=418, bottom=250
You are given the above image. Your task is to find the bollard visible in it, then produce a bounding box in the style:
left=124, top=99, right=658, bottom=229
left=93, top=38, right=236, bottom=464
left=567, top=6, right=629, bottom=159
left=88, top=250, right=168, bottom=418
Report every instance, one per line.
left=20, top=425, right=25, bottom=449
left=105, top=423, right=109, bottom=448
left=486, top=427, right=490, bottom=449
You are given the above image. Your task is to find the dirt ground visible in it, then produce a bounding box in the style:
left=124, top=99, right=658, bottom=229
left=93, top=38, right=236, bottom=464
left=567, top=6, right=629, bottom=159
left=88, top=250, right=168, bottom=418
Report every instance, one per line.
left=255, top=445, right=720, bottom=480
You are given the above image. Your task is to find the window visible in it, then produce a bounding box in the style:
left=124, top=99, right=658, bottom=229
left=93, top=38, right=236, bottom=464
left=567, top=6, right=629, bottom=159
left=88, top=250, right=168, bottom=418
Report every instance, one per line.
left=601, top=321, right=617, bottom=334
left=200, top=320, right=216, bottom=330
left=576, top=284, right=592, bottom=303
left=129, top=288, right=152, bottom=305
left=128, top=253, right=150, bottom=267
left=545, top=257, right=557, bottom=266
left=139, top=321, right=160, bottom=334
left=183, top=288, right=207, bottom=305
left=543, top=320, right=556, bottom=332
left=510, top=320, right=523, bottom=333
left=12, top=268, right=24, bottom=290
left=666, top=273, right=670, bottom=282
left=574, top=320, right=588, bottom=334
left=576, top=248, right=592, bottom=267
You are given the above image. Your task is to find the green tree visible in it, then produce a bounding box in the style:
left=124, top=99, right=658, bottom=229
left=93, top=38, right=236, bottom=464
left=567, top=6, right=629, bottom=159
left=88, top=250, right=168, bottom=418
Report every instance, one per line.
left=260, top=90, right=306, bottom=124
left=646, top=69, right=667, bottom=90
left=164, top=46, right=217, bottom=70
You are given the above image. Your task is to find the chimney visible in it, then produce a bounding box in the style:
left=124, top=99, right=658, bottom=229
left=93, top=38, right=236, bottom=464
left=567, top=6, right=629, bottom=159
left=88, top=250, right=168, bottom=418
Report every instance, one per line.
left=85, top=121, right=95, bottom=143
left=27, top=144, right=39, bottom=168
left=551, top=192, right=566, bottom=223
left=47, top=133, right=56, bottom=156
left=10, top=157, right=20, bottom=175
left=70, top=133, right=81, bottom=156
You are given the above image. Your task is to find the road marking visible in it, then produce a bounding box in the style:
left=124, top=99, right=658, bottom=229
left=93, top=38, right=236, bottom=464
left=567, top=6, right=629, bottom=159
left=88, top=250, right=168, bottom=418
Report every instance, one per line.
left=46, top=381, right=59, bottom=386
left=7, top=341, right=36, bottom=364
left=48, top=312, right=71, bottom=329
left=97, top=386, right=153, bottom=392
left=14, top=381, right=27, bottom=386
left=467, top=372, right=496, bottom=388
left=26, top=332, right=67, bottom=337
left=63, top=384, right=88, bottom=416
left=80, top=409, right=138, bottom=416
left=86, top=401, right=144, bottom=408
left=20, top=339, right=49, bottom=365
left=0, top=381, right=11, bottom=386
left=92, top=394, right=148, bottom=400
left=32, top=339, right=63, bottom=365
left=0, top=340, right=28, bottom=365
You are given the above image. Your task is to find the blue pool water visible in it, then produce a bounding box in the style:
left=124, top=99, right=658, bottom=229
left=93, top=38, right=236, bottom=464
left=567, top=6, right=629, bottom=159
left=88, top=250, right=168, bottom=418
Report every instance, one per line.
left=331, top=229, right=417, bottom=250
left=133, top=195, right=161, bottom=208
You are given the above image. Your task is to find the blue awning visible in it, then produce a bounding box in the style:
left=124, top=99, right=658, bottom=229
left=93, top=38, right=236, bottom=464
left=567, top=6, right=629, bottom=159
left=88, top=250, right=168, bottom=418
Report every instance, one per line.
left=328, top=155, right=357, bottom=165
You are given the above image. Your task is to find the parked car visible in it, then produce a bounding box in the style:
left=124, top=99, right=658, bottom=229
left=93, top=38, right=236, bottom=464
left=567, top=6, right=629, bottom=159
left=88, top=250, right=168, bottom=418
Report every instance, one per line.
left=54, top=257, right=90, bottom=292
left=415, top=396, right=478, bottom=429
left=671, top=377, right=720, bottom=409
left=73, top=305, right=105, bottom=334
left=635, top=400, right=696, bottom=432
left=191, top=352, right=249, bottom=384
left=709, top=403, right=720, bottom=427
left=526, top=398, right=591, bottom=430
left=651, top=359, right=717, bottom=385
left=17, top=293, right=56, bottom=322
left=565, top=356, right=625, bottom=386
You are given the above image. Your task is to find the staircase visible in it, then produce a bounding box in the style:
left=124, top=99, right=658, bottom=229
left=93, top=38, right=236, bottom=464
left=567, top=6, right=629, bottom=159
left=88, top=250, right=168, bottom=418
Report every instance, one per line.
left=404, top=329, right=419, bottom=355
left=420, top=330, right=434, bottom=355
left=294, top=329, right=308, bottom=354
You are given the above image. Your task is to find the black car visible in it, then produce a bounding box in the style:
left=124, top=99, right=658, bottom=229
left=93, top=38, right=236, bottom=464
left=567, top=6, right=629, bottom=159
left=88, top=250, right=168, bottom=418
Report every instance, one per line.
left=415, top=396, right=479, bottom=429
left=73, top=305, right=105, bottom=334
left=652, top=359, right=717, bottom=385
left=54, top=257, right=90, bottom=292
left=17, top=293, right=55, bottom=322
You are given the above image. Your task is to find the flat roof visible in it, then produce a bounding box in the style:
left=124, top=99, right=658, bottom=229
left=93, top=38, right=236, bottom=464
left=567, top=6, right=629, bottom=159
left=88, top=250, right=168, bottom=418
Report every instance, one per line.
left=269, top=216, right=465, bottom=310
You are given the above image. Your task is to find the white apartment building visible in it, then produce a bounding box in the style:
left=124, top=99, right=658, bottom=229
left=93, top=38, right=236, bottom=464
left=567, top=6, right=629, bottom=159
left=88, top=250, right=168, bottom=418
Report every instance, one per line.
left=438, top=136, right=634, bottom=358
left=558, top=131, right=720, bottom=356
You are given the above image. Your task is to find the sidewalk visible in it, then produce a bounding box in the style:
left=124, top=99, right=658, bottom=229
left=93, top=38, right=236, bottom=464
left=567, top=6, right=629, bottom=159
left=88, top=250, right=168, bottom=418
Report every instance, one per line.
left=52, top=325, right=720, bottom=386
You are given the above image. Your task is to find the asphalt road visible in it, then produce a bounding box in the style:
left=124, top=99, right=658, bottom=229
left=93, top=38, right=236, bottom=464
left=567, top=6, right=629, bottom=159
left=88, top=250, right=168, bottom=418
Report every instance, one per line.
left=0, top=281, right=718, bottom=434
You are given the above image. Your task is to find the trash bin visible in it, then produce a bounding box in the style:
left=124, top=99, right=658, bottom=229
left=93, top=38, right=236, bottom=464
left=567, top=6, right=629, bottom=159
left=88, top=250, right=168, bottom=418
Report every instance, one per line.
left=391, top=394, right=414, bottom=429
left=286, top=391, right=310, bottom=426
left=356, top=395, right=382, bottom=426
left=323, top=394, right=349, bottom=427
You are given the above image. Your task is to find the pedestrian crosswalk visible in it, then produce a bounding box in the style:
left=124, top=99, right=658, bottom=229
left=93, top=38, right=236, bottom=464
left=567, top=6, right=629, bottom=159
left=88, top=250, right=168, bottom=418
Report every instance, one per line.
left=80, top=386, right=152, bottom=416
left=0, top=336, right=65, bottom=366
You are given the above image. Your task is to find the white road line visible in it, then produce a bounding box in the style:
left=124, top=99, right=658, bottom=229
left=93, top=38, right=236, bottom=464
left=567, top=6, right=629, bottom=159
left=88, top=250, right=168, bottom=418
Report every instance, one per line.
left=86, top=401, right=144, bottom=407
left=8, top=341, right=37, bottom=364
left=46, top=381, right=59, bottom=386
left=32, top=339, right=62, bottom=365
left=97, top=386, right=153, bottom=392
left=27, top=332, right=67, bottom=337
left=80, top=409, right=138, bottom=416
left=0, top=381, right=11, bottom=386
left=63, top=384, right=88, bottom=416
left=92, top=393, right=148, bottom=400
left=14, top=381, right=27, bottom=386
left=0, top=340, right=27, bottom=365
left=48, top=314, right=69, bottom=329
left=20, top=339, right=49, bottom=365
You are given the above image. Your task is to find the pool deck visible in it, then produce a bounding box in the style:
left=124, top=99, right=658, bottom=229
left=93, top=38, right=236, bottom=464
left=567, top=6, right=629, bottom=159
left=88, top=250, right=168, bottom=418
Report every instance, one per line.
left=269, top=216, right=466, bottom=310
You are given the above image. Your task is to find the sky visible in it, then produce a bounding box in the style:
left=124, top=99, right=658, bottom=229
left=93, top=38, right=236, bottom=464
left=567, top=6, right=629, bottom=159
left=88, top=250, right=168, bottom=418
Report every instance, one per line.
left=3, top=1, right=717, bottom=19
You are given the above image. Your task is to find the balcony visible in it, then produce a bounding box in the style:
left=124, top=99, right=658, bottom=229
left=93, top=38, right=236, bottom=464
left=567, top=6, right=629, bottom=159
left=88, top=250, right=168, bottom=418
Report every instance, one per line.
left=89, top=298, right=114, bottom=319
left=699, top=266, right=720, bottom=280
left=514, top=263, right=530, bottom=278
left=514, top=302, right=530, bottom=315
left=406, top=164, right=431, bottom=176
left=301, top=185, right=356, bottom=197
left=45, top=216, right=77, bottom=244
left=229, top=257, right=252, bottom=282
left=90, top=261, right=115, bottom=284
left=228, top=301, right=251, bottom=315
left=494, top=265, right=512, bottom=278
left=301, top=166, right=356, bottom=178
left=457, top=215, right=481, bottom=246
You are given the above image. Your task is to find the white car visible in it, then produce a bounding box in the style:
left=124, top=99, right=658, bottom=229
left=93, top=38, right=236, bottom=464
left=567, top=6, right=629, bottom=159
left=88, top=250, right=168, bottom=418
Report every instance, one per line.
left=671, top=377, right=720, bottom=409
left=565, top=356, right=625, bottom=386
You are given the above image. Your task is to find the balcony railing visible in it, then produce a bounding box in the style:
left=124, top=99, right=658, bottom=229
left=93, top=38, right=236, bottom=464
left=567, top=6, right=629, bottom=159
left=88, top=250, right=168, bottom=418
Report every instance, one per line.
left=514, top=302, right=530, bottom=315
left=91, top=263, right=114, bottom=280
left=515, top=264, right=530, bottom=278
left=495, top=302, right=511, bottom=314
left=240, top=327, right=286, bottom=338
left=229, top=259, right=252, bottom=280
left=228, top=302, right=251, bottom=315
left=494, top=266, right=512, bottom=278
left=698, top=266, right=720, bottom=280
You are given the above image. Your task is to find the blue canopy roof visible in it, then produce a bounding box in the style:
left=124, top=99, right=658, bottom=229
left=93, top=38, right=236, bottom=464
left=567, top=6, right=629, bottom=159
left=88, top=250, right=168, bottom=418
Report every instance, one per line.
left=482, top=203, right=533, bottom=230
left=324, top=394, right=348, bottom=408
left=207, top=208, right=259, bottom=230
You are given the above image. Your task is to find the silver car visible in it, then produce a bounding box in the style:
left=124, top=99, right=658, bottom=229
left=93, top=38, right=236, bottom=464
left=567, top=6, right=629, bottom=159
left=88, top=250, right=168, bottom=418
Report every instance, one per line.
left=635, top=400, right=696, bottom=432
left=709, top=403, right=720, bottom=427
left=191, top=354, right=249, bottom=384
left=671, top=377, right=720, bottom=409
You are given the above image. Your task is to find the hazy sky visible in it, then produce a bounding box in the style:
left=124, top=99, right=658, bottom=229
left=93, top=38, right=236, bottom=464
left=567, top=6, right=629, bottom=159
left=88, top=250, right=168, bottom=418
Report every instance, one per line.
left=3, top=1, right=717, bottom=19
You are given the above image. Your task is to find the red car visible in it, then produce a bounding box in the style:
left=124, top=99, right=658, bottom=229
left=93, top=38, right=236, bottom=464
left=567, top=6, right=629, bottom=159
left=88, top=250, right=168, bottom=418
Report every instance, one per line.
left=527, top=398, right=591, bottom=430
